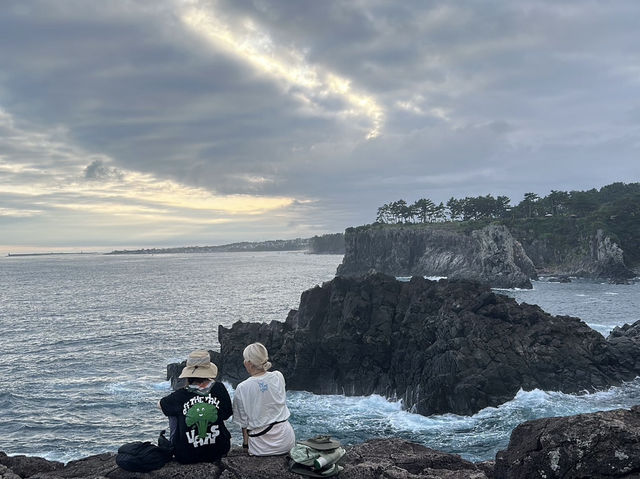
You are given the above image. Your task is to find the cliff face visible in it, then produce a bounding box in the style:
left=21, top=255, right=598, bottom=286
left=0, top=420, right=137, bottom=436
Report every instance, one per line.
left=308, top=233, right=345, bottom=254
left=188, top=273, right=640, bottom=417
left=522, top=228, right=634, bottom=281
left=337, top=224, right=536, bottom=289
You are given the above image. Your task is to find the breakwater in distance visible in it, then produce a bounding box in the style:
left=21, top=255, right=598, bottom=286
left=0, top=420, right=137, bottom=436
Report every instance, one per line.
left=6, top=252, right=100, bottom=257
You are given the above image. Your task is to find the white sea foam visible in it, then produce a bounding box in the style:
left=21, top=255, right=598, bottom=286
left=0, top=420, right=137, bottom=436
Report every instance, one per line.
left=283, top=379, right=640, bottom=462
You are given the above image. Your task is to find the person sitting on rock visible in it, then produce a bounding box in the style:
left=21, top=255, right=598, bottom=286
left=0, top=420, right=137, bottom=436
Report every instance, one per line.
left=159, top=350, right=232, bottom=463
left=232, top=342, right=296, bottom=455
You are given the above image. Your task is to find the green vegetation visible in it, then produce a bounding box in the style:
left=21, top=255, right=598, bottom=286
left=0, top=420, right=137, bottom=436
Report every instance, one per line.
left=372, top=182, right=640, bottom=267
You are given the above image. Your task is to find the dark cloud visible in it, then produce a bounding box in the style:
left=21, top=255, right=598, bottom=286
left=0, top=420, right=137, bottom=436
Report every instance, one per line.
left=83, top=159, right=124, bottom=181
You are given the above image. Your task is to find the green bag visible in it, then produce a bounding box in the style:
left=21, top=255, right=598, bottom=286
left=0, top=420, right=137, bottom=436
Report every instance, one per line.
left=289, top=442, right=345, bottom=477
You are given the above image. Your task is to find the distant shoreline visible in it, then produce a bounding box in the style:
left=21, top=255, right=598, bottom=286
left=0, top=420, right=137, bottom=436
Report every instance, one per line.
left=6, top=233, right=346, bottom=257
left=6, top=252, right=100, bottom=257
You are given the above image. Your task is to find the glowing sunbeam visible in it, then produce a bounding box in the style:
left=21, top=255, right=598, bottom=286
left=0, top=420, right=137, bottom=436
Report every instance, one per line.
left=179, top=3, right=384, bottom=139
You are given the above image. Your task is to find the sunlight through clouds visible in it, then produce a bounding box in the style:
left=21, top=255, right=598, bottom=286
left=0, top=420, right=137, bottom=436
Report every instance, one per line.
left=178, top=1, right=384, bottom=139
left=0, top=108, right=294, bottom=223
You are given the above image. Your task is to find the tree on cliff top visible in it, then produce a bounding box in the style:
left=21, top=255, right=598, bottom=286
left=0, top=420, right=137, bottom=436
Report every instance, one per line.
left=372, top=182, right=640, bottom=267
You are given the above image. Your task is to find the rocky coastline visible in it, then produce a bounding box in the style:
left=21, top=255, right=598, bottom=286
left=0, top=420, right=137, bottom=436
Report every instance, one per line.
left=520, top=228, right=635, bottom=282
left=6, top=275, right=640, bottom=478
left=3, top=406, right=640, bottom=478
left=179, top=272, right=640, bottom=417
left=337, top=224, right=536, bottom=289
left=337, top=223, right=636, bottom=287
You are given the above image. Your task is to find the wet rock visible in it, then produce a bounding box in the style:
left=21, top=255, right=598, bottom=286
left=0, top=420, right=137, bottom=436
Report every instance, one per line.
left=545, top=275, right=572, bottom=283
left=195, top=273, right=640, bottom=416
left=494, top=406, right=640, bottom=478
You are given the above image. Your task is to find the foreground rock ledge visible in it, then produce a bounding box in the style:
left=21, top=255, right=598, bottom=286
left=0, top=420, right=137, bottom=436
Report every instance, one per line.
left=174, top=272, right=640, bottom=416
left=3, top=407, right=640, bottom=478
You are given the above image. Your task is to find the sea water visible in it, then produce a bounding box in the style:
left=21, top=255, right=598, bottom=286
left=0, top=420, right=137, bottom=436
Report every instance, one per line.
left=0, top=252, right=639, bottom=463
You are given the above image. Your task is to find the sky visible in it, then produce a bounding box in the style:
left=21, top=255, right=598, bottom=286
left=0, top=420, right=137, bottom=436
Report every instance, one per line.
left=1, top=0, right=639, bottom=252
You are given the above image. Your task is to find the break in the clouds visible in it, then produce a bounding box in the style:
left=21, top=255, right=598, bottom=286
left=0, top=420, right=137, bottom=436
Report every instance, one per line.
left=0, top=0, right=639, bottom=251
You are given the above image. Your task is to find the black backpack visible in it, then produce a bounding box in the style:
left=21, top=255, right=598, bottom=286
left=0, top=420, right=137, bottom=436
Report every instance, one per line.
left=116, top=440, right=173, bottom=472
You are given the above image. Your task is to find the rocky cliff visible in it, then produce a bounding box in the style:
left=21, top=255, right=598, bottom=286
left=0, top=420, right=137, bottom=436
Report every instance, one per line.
left=4, top=407, right=640, bottom=478
left=521, top=228, right=635, bottom=281
left=336, top=224, right=536, bottom=289
left=171, top=273, right=640, bottom=417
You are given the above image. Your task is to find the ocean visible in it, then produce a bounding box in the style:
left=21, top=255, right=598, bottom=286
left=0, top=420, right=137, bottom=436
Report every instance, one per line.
left=0, top=252, right=639, bottom=464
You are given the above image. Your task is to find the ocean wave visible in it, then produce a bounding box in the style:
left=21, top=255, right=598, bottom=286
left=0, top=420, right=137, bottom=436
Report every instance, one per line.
left=284, top=378, right=640, bottom=462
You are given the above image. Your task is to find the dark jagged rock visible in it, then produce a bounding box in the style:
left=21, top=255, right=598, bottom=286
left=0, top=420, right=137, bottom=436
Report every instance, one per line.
left=192, top=273, right=640, bottom=417
left=340, top=439, right=488, bottom=478
left=0, top=452, right=63, bottom=478
left=337, top=224, right=536, bottom=289
left=494, top=406, right=640, bottom=478
left=0, top=443, right=485, bottom=479
left=7, top=406, right=640, bottom=477
left=545, top=275, right=572, bottom=283
left=606, top=321, right=640, bottom=373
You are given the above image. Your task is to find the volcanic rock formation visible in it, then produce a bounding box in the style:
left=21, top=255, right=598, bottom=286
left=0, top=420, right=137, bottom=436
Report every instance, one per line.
left=178, top=273, right=640, bottom=417
left=494, top=406, right=640, bottom=478
left=337, top=224, right=536, bottom=289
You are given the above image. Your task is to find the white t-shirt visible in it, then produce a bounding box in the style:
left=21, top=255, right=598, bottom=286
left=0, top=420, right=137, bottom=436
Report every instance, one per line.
left=232, top=370, right=295, bottom=456
left=233, top=370, right=291, bottom=430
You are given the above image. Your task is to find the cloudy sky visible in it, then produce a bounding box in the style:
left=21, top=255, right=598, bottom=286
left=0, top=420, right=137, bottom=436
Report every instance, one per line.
left=1, top=0, right=638, bottom=252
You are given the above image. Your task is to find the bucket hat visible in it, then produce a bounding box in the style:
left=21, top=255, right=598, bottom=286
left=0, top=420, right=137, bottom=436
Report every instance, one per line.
left=299, top=435, right=341, bottom=451
left=178, top=350, right=218, bottom=379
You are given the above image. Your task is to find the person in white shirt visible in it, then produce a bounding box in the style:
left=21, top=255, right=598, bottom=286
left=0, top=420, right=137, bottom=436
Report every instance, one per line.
left=232, top=342, right=296, bottom=456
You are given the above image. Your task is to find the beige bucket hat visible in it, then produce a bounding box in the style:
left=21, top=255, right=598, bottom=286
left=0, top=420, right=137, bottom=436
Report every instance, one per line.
left=178, top=350, right=218, bottom=379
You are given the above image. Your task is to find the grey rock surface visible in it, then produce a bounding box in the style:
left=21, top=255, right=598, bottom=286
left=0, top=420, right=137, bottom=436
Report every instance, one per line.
left=521, top=228, right=635, bottom=282
left=494, top=406, right=640, bottom=478
left=337, top=224, right=536, bottom=289
left=0, top=442, right=485, bottom=479
left=6, top=406, right=640, bottom=479
left=340, top=439, right=488, bottom=478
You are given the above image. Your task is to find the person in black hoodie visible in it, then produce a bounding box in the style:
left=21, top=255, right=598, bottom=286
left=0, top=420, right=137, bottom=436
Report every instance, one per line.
left=159, top=350, right=232, bottom=463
